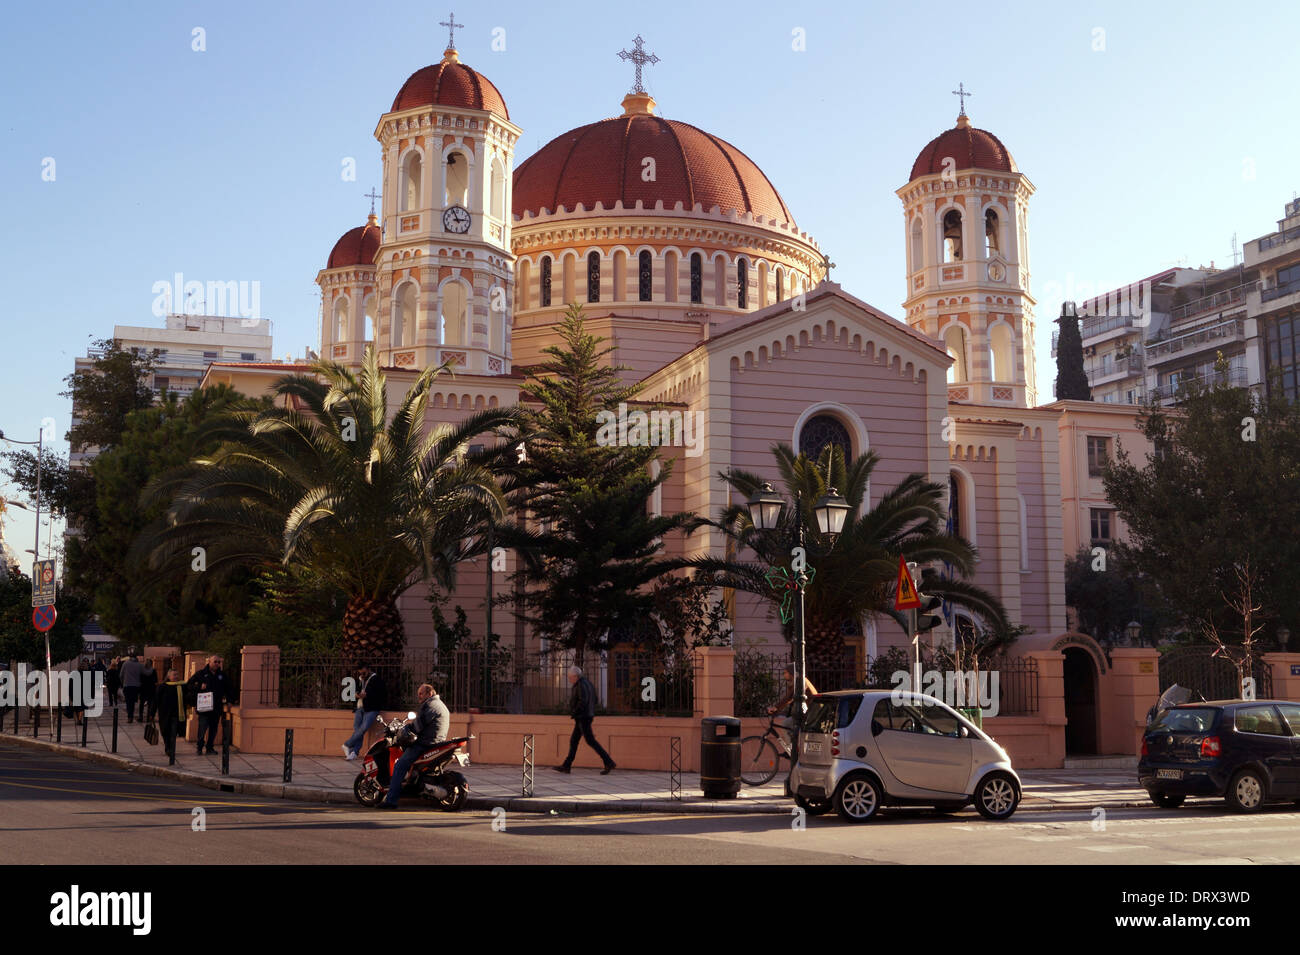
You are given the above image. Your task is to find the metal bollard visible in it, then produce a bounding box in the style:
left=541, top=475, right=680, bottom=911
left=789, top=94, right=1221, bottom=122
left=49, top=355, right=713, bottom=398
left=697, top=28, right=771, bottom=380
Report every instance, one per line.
left=32, top=706, right=39, bottom=738
left=81, top=710, right=88, bottom=748
left=56, top=704, right=62, bottom=743
left=221, top=716, right=231, bottom=776
left=282, top=728, right=293, bottom=783
left=522, top=733, right=535, bottom=797
left=670, top=736, right=682, bottom=801
left=111, top=707, right=119, bottom=753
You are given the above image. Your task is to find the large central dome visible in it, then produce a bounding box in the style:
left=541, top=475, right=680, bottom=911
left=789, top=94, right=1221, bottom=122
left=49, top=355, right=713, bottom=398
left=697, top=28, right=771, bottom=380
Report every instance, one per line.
left=513, top=98, right=793, bottom=223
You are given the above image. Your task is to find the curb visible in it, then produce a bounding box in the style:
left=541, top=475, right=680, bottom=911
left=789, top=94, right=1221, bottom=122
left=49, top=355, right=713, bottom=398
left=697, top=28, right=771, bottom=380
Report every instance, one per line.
left=1, top=732, right=1148, bottom=815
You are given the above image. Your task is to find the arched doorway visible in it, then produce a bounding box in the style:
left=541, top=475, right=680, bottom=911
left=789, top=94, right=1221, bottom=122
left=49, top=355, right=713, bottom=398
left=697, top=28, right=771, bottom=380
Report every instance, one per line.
left=1062, top=647, right=1098, bottom=755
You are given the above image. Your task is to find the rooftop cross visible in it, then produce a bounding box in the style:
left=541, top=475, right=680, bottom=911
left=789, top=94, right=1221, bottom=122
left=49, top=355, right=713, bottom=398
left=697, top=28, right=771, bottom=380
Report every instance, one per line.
left=364, top=188, right=380, bottom=215
left=439, top=11, right=463, bottom=50
left=952, top=82, right=972, bottom=116
left=618, top=34, right=660, bottom=95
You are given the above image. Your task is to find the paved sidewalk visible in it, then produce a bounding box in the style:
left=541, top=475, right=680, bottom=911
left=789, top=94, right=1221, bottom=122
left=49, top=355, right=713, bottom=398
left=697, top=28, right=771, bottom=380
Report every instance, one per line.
left=0, top=711, right=1153, bottom=815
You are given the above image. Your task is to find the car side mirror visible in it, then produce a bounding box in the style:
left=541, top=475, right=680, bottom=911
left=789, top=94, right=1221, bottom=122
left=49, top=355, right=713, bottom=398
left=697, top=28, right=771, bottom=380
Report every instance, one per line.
left=407, top=711, right=416, bottom=720
left=871, top=719, right=883, bottom=737
left=959, top=725, right=970, bottom=738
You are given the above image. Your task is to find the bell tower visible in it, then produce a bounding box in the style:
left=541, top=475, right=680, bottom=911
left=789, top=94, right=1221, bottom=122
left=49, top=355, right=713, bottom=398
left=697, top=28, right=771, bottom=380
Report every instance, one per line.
left=373, top=26, right=521, bottom=375
left=898, top=92, right=1037, bottom=407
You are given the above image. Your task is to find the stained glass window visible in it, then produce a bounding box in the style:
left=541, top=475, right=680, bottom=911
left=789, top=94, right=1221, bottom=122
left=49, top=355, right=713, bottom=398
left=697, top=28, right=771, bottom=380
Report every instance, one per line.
left=798, top=414, right=851, bottom=461
left=541, top=256, right=552, bottom=307
left=639, top=250, right=653, bottom=302
left=587, top=251, right=600, bottom=303
left=690, top=253, right=702, bottom=304
left=737, top=259, right=748, bottom=309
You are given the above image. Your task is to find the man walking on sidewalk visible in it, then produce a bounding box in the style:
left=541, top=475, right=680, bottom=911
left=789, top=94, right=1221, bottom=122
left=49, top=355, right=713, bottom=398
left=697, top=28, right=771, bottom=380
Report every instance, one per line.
left=120, top=655, right=143, bottom=723
left=554, top=665, right=616, bottom=775
left=343, top=662, right=386, bottom=760
left=156, top=669, right=187, bottom=761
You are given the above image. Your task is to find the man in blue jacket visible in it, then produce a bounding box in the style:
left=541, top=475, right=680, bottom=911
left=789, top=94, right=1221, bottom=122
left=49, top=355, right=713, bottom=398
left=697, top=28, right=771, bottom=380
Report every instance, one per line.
left=554, top=665, right=616, bottom=775
left=381, top=683, right=449, bottom=809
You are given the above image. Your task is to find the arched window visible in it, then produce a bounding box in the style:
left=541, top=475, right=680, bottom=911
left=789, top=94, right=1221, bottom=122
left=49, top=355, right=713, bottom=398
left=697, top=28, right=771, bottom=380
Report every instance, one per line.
left=613, top=250, right=627, bottom=301
left=948, top=473, right=962, bottom=540
left=440, top=282, right=468, bottom=345
left=333, top=297, right=349, bottom=343
left=401, top=152, right=422, bottom=212
left=489, top=287, right=505, bottom=353
left=363, top=293, right=376, bottom=341
left=798, top=414, right=852, bottom=462
left=444, top=151, right=469, bottom=209
left=587, top=251, right=601, bottom=303
left=737, top=259, right=748, bottom=309
left=984, top=209, right=1000, bottom=257
left=490, top=157, right=505, bottom=220
left=911, top=217, right=924, bottom=271
left=943, top=209, right=963, bottom=263
left=517, top=259, right=531, bottom=311
left=639, top=250, right=653, bottom=301
left=541, top=256, right=552, bottom=307
left=394, top=283, right=418, bottom=348
left=775, top=267, right=784, bottom=302
left=944, top=325, right=968, bottom=383
left=690, top=253, right=703, bottom=303
left=989, top=323, right=1013, bottom=383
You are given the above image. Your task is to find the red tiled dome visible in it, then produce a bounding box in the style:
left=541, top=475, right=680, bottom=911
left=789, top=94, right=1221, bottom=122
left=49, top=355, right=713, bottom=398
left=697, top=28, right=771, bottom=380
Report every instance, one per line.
left=513, top=113, right=794, bottom=222
left=909, top=116, right=1016, bottom=181
left=326, top=217, right=382, bottom=269
left=391, top=57, right=508, bottom=119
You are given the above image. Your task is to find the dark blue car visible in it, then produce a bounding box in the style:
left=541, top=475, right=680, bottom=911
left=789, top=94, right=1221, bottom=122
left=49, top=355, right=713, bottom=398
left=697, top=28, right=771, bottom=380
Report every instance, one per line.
left=1138, top=698, right=1300, bottom=812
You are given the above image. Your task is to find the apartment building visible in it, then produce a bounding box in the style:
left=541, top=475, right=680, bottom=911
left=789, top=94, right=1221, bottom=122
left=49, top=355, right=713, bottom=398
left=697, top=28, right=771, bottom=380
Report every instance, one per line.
left=1246, top=196, right=1300, bottom=401
left=69, top=314, right=274, bottom=468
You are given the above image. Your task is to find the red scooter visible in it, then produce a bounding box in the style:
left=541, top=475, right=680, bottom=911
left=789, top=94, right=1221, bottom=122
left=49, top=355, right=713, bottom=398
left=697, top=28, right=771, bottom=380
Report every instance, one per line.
left=352, top=712, right=472, bottom=811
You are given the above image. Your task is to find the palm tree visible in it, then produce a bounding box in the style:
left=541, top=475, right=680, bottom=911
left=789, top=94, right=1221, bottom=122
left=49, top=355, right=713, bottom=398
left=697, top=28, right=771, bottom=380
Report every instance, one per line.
left=693, top=443, right=1010, bottom=671
left=138, top=347, right=524, bottom=659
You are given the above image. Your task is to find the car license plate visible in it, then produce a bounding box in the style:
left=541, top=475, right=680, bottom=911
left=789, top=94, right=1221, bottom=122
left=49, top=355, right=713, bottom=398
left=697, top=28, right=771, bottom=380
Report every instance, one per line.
left=1156, top=768, right=1182, bottom=780
left=805, top=741, right=822, bottom=754
left=454, top=752, right=470, bottom=766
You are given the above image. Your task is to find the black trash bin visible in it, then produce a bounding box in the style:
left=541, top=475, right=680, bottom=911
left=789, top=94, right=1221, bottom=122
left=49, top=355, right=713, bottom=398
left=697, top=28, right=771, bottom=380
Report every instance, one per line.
left=700, top=716, right=741, bottom=798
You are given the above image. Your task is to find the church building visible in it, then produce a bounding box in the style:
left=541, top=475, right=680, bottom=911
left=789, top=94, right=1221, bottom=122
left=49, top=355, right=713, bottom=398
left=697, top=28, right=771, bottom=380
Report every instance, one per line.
left=220, top=30, right=1069, bottom=665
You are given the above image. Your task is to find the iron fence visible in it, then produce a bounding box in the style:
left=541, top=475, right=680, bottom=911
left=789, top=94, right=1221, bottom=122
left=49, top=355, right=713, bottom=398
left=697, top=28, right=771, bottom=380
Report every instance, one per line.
left=263, top=647, right=697, bottom=716
left=1158, top=645, right=1274, bottom=701
left=732, top=648, right=1040, bottom=717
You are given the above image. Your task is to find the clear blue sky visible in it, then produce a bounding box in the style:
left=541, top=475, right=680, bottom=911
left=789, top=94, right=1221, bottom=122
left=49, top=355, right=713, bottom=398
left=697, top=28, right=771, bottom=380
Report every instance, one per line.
left=2, top=0, right=1297, bottom=557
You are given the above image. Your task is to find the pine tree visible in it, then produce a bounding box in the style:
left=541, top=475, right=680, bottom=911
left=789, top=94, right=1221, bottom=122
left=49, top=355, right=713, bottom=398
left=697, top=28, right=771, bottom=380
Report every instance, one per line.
left=499, top=304, right=702, bottom=665
left=1054, top=302, right=1093, bottom=401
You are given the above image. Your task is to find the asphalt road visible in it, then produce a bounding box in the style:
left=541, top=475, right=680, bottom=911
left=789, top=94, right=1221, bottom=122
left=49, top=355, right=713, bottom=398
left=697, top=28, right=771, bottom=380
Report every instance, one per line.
left=3, top=741, right=1300, bottom=866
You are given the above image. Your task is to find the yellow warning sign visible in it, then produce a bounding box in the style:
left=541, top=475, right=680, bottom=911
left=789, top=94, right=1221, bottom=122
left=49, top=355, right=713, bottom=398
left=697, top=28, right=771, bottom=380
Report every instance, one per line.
left=894, top=555, right=920, bottom=610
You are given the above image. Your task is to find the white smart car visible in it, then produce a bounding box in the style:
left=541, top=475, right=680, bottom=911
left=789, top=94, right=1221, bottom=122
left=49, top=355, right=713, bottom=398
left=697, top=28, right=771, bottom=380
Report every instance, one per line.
left=789, top=689, right=1021, bottom=822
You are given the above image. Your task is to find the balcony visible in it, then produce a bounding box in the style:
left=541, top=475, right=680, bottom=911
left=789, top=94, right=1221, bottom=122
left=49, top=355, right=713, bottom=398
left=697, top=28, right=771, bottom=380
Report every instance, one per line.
left=1259, top=278, right=1300, bottom=305
left=1247, top=225, right=1300, bottom=267
left=1169, top=283, right=1251, bottom=323
left=1078, top=312, right=1138, bottom=341
left=1143, top=317, right=1245, bottom=366
left=1085, top=353, right=1144, bottom=386
left=1149, top=367, right=1248, bottom=405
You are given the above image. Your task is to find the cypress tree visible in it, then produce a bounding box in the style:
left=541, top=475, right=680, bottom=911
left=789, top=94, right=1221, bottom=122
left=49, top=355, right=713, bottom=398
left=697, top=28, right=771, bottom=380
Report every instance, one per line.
left=1054, top=301, right=1093, bottom=401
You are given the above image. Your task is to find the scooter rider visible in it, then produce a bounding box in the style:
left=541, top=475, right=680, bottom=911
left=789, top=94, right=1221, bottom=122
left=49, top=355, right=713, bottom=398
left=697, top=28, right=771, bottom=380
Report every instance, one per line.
left=380, top=683, right=450, bottom=809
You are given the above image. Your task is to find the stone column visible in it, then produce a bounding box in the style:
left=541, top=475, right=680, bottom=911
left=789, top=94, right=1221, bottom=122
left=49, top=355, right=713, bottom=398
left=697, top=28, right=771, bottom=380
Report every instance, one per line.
left=1023, top=649, right=1065, bottom=768
left=693, top=645, right=735, bottom=719
left=1103, top=648, right=1160, bottom=757
left=1263, top=652, right=1300, bottom=701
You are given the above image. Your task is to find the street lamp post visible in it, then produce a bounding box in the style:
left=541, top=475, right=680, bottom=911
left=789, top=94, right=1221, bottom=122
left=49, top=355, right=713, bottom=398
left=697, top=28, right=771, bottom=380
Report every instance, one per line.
left=746, top=482, right=849, bottom=743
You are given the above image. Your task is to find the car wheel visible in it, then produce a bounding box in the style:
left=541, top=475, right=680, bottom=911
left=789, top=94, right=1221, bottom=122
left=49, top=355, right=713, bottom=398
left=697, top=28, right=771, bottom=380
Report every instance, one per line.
left=1150, top=791, right=1185, bottom=809
left=1226, top=769, right=1266, bottom=813
left=974, top=772, right=1020, bottom=820
left=795, top=795, right=832, bottom=816
left=834, top=774, right=883, bottom=823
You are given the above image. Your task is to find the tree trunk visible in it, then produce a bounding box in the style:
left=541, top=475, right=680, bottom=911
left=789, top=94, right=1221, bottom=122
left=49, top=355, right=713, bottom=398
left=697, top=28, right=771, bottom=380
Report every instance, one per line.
left=341, top=594, right=406, bottom=662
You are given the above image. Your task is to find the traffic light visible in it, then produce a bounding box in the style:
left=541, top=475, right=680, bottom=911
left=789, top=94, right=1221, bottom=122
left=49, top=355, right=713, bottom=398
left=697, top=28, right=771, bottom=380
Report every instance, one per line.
left=915, top=568, right=944, bottom=633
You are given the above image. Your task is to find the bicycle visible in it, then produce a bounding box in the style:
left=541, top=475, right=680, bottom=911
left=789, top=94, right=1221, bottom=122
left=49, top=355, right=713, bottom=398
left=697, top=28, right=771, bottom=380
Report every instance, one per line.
left=739, top=713, right=795, bottom=786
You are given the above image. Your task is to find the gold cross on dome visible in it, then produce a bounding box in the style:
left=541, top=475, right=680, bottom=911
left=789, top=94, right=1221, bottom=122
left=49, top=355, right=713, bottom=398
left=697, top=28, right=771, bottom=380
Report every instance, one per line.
left=618, top=34, right=660, bottom=94
left=440, top=11, right=463, bottom=49
left=364, top=188, right=380, bottom=215
left=952, top=82, right=972, bottom=116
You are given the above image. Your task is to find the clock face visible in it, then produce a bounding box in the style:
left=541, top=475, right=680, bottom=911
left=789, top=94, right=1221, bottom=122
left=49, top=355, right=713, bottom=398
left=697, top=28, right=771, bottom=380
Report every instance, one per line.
left=443, top=205, right=471, bottom=234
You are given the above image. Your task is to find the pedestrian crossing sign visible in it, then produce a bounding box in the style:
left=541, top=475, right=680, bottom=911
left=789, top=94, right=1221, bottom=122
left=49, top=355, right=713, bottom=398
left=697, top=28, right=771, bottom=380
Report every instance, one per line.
left=894, top=554, right=920, bottom=610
